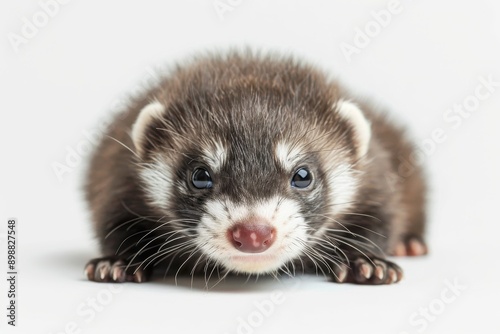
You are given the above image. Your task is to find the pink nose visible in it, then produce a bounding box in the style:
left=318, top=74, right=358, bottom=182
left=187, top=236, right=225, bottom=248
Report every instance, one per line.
left=228, top=223, right=276, bottom=253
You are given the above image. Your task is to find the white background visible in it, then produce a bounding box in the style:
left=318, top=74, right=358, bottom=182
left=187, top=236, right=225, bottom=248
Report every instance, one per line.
left=1, top=0, right=500, bottom=333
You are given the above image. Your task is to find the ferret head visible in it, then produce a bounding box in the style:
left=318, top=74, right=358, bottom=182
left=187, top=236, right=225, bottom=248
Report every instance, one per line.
left=130, top=61, right=371, bottom=275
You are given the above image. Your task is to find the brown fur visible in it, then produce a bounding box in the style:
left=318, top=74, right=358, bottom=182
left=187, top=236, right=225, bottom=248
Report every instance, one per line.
left=84, top=51, right=426, bottom=284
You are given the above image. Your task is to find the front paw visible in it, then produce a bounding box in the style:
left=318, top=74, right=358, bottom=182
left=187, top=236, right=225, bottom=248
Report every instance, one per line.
left=391, top=235, right=428, bottom=257
left=331, top=257, right=403, bottom=285
left=84, top=256, right=150, bottom=283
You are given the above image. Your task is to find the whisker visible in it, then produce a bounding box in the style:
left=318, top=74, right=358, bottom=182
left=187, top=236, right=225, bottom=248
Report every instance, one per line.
left=127, top=229, right=185, bottom=273
left=175, top=246, right=203, bottom=285
left=341, top=212, right=382, bottom=222
left=115, top=230, right=149, bottom=255
left=105, top=217, right=145, bottom=239
left=208, top=268, right=230, bottom=290
left=308, top=235, right=349, bottom=264
left=322, top=228, right=385, bottom=252
left=142, top=239, right=194, bottom=269
left=120, top=201, right=165, bottom=223
left=106, top=135, right=140, bottom=159
left=328, top=237, right=375, bottom=266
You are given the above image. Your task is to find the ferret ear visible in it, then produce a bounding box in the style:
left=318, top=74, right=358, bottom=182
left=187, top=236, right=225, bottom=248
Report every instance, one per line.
left=336, top=99, right=371, bottom=158
left=131, top=101, right=166, bottom=157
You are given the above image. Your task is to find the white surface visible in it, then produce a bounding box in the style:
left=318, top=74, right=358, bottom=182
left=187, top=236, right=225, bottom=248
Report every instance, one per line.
left=1, top=0, right=500, bottom=333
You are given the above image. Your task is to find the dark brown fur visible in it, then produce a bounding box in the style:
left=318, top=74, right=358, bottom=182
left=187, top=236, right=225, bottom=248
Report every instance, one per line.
left=84, top=51, right=426, bottom=285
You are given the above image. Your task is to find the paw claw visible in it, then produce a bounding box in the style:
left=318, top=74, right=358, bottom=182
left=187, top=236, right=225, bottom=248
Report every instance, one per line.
left=391, top=236, right=427, bottom=257
left=111, top=265, right=124, bottom=283
left=84, top=263, right=95, bottom=281
left=408, top=238, right=427, bottom=256
left=393, top=242, right=407, bottom=256
left=360, top=263, right=373, bottom=279
left=134, top=270, right=144, bottom=283
left=85, top=257, right=150, bottom=283
left=387, top=268, right=398, bottom=284
left=331, top=257, right=403, bottom=285
left=374, top=264, right=385, bottom=281
left=333, top=264, right=349, bottom=283
left=95, top=260, right=111, bottom=282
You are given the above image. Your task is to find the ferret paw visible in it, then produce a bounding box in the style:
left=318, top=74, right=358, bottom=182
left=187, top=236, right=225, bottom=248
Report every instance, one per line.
left=84, top=256, right=150, bottom=283
left=391, top=236, right=428, bottom=257
left=331, top=257, right=403, bottom=285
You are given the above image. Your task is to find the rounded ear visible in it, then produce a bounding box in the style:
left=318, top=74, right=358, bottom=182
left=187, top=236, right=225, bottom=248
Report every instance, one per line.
left=336, top=99, right=372, bottom=158
left=131, top=101, right=166, bottom=157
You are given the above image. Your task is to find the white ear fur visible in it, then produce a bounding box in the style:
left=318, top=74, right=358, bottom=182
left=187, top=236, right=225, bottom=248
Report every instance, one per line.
left=132, top=101, right=166, bottom=156
left=336, top=99, right=371, bottom=158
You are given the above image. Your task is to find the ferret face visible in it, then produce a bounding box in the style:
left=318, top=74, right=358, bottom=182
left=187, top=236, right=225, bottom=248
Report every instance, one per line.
left=131, top=90, right=371, bottom=275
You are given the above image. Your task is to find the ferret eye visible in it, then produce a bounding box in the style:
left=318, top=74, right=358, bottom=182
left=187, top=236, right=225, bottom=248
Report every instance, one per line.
left=192, top=168, right=213, bottom=189
left=291, top=168, right=312, bottom=188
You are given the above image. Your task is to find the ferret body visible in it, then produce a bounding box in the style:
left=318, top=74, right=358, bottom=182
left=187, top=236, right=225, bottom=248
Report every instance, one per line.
left=84, top=52, right=426, bottom=285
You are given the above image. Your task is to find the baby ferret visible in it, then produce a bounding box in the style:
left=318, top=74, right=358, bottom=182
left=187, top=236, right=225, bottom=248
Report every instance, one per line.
left=84, top=51, right=427, bottom=285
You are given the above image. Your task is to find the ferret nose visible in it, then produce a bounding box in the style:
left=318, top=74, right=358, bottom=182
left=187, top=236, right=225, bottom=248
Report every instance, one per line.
left=228, top=223, right=276, bottom=253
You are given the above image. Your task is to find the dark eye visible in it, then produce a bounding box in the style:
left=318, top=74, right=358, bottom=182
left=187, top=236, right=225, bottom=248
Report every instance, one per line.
left=291, top=168, right=312, bottom=188
left=192, top=168, right=213, bottom=189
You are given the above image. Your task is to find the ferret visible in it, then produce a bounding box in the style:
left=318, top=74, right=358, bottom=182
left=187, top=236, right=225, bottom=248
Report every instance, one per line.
left=84, top=51, right=427, bottom=285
